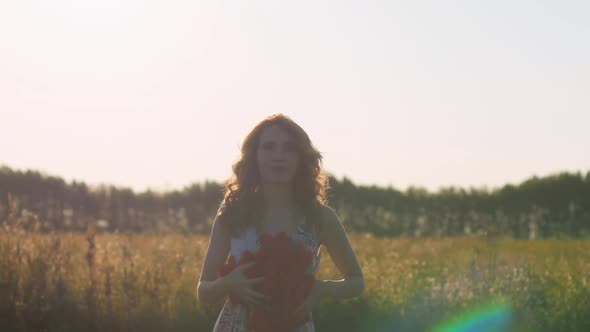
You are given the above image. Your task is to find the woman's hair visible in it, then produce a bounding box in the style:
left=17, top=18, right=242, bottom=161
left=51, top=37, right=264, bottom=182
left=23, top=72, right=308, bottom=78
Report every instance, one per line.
left=216, top=113, right=330, bottom=237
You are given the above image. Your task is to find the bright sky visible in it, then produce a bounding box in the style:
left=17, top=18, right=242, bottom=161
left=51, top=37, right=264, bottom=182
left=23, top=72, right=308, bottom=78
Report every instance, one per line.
left=1, top=1, right=589, bottom=193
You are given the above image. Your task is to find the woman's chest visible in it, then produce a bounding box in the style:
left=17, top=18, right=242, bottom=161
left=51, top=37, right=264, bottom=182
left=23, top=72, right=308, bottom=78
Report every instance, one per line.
left=229, top=221, right=320, bottom=262
left=258, top=218, right=300, bottom=238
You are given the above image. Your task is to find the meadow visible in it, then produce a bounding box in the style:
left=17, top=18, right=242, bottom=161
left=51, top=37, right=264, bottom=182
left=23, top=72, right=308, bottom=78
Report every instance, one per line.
left=1, top=225, right=589, bottom=332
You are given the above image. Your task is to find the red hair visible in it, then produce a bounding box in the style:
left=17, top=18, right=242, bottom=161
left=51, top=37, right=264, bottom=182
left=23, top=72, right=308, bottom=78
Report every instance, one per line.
left=217, top=113, right=330, bottom=237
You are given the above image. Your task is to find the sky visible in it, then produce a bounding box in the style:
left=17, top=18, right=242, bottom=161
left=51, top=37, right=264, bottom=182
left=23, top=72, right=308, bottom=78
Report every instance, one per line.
left=1, top=0, right=589, bottom=193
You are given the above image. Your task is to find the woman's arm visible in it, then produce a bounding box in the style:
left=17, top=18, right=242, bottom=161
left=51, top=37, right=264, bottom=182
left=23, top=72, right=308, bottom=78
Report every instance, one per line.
left=197, top=215, right=232, bottom=306
left=316, top=205, right=365, bottom=299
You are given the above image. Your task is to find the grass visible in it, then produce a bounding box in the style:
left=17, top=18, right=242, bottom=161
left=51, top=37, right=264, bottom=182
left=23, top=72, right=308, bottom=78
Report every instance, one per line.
left=1, top=226, right=589, bottom=332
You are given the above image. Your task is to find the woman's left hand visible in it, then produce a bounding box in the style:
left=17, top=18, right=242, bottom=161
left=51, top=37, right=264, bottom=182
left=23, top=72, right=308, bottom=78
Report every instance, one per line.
left=293, top=279, right=323, bottom=320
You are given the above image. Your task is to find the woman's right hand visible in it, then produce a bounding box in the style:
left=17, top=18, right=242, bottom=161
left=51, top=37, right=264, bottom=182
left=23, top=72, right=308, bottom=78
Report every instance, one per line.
left=224, top=262, right=266, bottom=307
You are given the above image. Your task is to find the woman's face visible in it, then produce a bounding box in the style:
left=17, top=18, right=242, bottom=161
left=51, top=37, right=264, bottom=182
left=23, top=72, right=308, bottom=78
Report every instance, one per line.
left=256, top=124, right=299, bottom=185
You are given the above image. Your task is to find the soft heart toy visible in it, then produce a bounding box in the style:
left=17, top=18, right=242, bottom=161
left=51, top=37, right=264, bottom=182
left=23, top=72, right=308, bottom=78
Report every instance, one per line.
left=219, top=231, right=315, bottom=331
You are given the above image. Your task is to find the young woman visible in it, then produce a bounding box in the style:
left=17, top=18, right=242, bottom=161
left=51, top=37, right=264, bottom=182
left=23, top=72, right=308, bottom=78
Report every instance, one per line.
left=197, top=114, right=365, bottom=331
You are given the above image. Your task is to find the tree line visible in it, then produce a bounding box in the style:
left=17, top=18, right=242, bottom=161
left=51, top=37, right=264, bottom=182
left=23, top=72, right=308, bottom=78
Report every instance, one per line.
left=1, top=165, right=589, bottom=238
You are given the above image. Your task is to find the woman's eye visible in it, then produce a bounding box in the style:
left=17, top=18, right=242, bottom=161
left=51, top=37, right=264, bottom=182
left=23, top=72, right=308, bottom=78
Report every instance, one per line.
left=260, top=142, right=295, bottom=152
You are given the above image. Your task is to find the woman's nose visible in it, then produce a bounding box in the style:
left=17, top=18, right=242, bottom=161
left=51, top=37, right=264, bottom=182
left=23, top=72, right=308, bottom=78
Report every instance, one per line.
left=271, top=148, right=289, bottom=158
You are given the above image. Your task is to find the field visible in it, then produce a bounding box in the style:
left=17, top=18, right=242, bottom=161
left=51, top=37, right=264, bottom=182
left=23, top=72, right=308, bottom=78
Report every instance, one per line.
left=1, top=227, right=589, bottom=332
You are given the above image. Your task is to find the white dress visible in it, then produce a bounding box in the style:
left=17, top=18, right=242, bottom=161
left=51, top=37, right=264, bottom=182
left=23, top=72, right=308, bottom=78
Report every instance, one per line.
left=212, top=219, right=323, bottom=332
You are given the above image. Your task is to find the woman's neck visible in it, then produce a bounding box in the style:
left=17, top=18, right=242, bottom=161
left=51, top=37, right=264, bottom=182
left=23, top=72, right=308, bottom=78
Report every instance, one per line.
left=261, top=181, right=297, bottom=216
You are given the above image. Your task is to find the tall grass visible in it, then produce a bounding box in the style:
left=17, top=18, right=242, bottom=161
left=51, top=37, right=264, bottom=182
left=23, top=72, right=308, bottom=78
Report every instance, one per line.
left=1, top=204, right=590, bottom=331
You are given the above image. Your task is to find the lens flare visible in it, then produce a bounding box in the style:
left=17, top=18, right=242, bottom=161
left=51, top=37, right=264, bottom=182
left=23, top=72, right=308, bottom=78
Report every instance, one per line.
left=430, top=298, right=512, bottom=332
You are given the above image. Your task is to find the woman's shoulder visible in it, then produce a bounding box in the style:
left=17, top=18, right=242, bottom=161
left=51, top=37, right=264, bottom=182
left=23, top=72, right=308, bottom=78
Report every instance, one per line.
left=316, top=203, right=338, bottom=224
left=314, top=203, right=340, bottom=245
left=318, top=203, right=336, bottom=216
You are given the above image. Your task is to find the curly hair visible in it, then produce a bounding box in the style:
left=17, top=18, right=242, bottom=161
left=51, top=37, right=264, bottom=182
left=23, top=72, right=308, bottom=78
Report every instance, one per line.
left=216, top=113, right=330, bottom=238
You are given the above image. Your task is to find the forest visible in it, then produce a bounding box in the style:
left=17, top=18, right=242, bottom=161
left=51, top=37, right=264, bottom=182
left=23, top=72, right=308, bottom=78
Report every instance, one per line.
left=1, top=165, right=589, bottom=238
